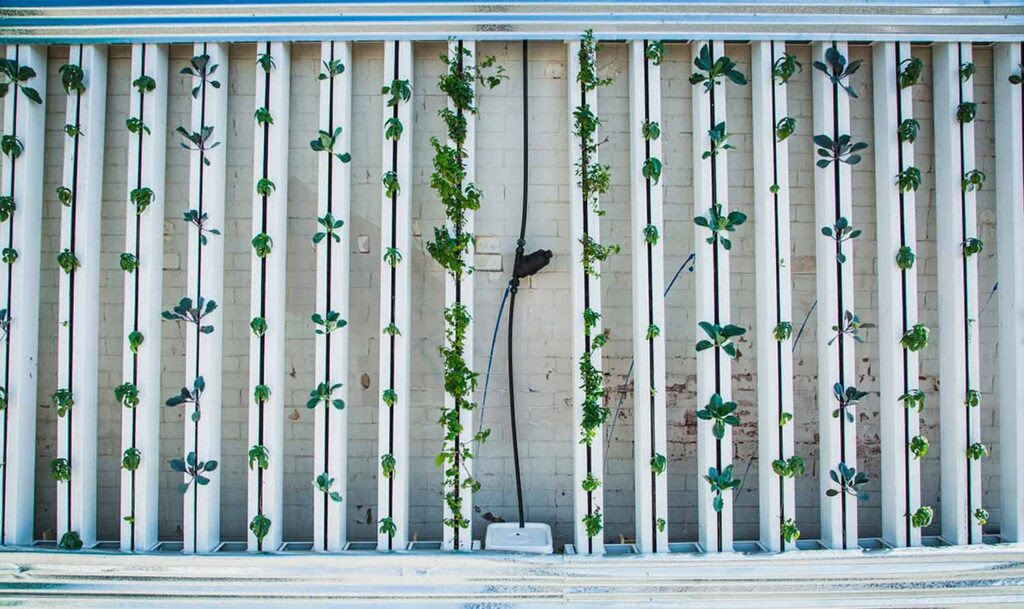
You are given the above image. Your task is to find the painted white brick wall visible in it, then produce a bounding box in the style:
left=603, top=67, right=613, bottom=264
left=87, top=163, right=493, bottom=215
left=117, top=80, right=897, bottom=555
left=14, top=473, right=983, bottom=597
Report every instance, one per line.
left=22, top=41, right=1001, bottom=547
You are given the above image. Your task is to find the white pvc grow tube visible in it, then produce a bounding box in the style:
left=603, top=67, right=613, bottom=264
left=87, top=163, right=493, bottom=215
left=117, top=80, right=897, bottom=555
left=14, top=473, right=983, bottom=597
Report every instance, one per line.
left=935, top=41, right=983, bottom=546
left=0, top=43, right=45, bottom=547
left=55, top=43, right=107, bottom=551
left=120, top=43, right=167, bottom=552
left=179, top=41, right=228, bottom=554
left=812, top=40, right=859, bottom=550
left=752, top=40, right=796, bottom=553
left=629, top=39, right=668, bottom=554
left=377, top=39, right=412, bottom=551
left=247, top=41, right=289, bottom=553
left=313, top=40, right=352, bottom=553
left=872, top=41, right=923, bottom=548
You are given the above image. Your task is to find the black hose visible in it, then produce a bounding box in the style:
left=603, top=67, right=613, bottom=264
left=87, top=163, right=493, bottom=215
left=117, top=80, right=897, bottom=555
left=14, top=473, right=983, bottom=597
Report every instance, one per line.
left=506, top=40, right=530, bottom=529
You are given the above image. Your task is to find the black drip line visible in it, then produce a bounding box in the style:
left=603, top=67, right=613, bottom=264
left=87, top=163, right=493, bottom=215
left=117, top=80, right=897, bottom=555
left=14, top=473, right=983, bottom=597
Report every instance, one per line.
left=322, top=41, right=335, bottom=550
left=769, top=41, right=787, bottom=551
left=255, top=41, right=272, bottom=551
left=129, top=43, right=148, bottom=551
left=641, top=41, right=658, bottom=552
left=828, top=42, right=850, bottom=550
left=956, top=43, right=974, bottom=544
left=386, top=40, right=399, bottom=551
left=579, top=53, right=594, bottom=556
left=893, top=44, right=913, bottom=546
left=707, top=42, right=724, bottom=553
left=1, top=45, right=22, bottom=546
left=63, top=44, right=85, bottom=540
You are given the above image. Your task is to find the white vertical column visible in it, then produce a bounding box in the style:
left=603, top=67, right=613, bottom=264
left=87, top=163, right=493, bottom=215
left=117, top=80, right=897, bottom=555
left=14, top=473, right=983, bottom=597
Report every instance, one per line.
left=120, top=43, right=167, bottom=552
left=812, top=41, right=858, bottom=550
left=181, top=42, right=228, bottom=554
left=442, top=39, right=476, bottom=552
left=247, top=41, right=289, bottom=553
left=0, top=44, right=45, bottom=547
left=692, top=39, right=733, bottom=554
left=873, top=41, right=923, bottom=548
left=313, top=40, right=351, bottom=552
left=629, top=40, right=668, bottom=554
left=752, top=40, right=796, bottom=553
left=935, top=42, right=982, bottom=546
left=996, top=41, right=1024, bottom=542
left=55, top=44, right=107, bottom=550
left=377, top=40, right=412, bottom=551
left=568, top=38, right=604, bottom=556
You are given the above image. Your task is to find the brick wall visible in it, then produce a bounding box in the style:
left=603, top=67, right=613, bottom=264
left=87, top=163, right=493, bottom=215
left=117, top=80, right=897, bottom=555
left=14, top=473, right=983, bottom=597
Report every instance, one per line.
left=23, top=41, right=1000, bottom=547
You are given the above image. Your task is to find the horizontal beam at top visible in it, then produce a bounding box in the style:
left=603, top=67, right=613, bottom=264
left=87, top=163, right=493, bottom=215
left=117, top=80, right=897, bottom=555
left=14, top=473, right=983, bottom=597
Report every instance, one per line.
left=1, top=2, right=1023, bottom=43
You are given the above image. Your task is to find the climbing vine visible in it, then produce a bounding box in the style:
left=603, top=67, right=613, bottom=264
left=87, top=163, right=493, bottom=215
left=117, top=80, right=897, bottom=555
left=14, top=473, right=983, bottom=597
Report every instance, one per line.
left=813, top=43, right=870, bottom=549
left=427, top=40, right=504, bottom=549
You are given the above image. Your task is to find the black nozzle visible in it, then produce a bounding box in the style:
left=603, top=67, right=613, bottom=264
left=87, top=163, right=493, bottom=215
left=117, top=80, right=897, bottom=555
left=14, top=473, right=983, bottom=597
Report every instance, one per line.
left=514, top=248, right=552, bottom=279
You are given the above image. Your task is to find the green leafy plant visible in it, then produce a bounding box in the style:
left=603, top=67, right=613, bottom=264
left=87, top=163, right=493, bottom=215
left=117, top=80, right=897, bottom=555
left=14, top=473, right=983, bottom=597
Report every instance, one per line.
left=51, top=457, right=71, bottom=482
left=59, top=530, right=83, bottom=550
left=694, top=203, right=747, bottom=250
left=832, top=382, right=868, bottom=423
left=775, top=116, right=796, bottom=141
left=702, top=122, right=734, bottom=159
left=650, top=453, right=667, bottom=475
left=781, top=518, right=800, bottom=543
left=2, top=248, right=18, bottom=265
left=829, top=310, right=873, bottom=345
left=180, top=53, right=220, bottom=99
left=772, top=455, right=806, bottom=479
left=379, top=516, right=396, bottom=538
left=1, top=135, right=24, bottom=160
left=696, top=393, right=740, bottom=440
left=306, top=382, right=344, bottom=410
left=120, top=253, right=139, bottom=272
left=642, top=120, right=660, bottom=141
left=64, top=123, right=82, bottom=138
left=256, top=178, right=275, bottom=198
left=900, top=389, right=926, bottom=413
left=313, top=213, right=344, bottom=245
left=122, top=447, right=141, bottom=472
left=250, top=316, right=268, bottom=337
left=965, top=388, right=980, bottom=408
left=57, top=249, right=80, bottom=274
left=774, top=321, right=793, bottom=341
left=166, top=376, right=206, bottom=423
left=779, top=412, right=793, bottom=426
left=170, top=451, right=218, bottom=494
left=130, top=186, right=154, bottom=215
left=956, top=101, right=977, bottom=125
left=911, top=506, right=933, bottom=528
left=382, top=388, right=398, bottom=407
left=960, top=61, right=975, bottom=83
left=821, top=216, right=861, bottom=263
left=382, top=323, right=401, bottom=337
left=56, top=185, right=73, bottom=206
left=646, top=324, right=661, bottom=341
left=896, top=245, right=915, bottom=270
left=249, top=514, right=271, bottom=544
left=827, top=462, right=869, bottom=501
left=248, top=444, right=269, bottom=470
left=962, top=169, right=985, bottom=192
left=898, top=56, right=924, bottom=89
left=257, top=52, right=275, bottom=73
left=128, top=330, right=144, bottom=354
left=319, top=59, right=345, bottom=80
left=59, top=63, right=86, bottom=95
left=772, top=53, right=802, bottom=84
left=382, top=171, right=400, bottom=199
left=125, top=117, right=151, bottom=135
left=176, top=125, right=221, bottom=166
left=1010, top=63, right=1024, bottom=85
left=814, top=134, right=868, bottom=168
left=0, top=196, right=15, bottom=222
left=580, top=234, right=620, bottom=276
left=962, top=237, right=984, bottom=258
left=163, top=297, right=217, bottom=334
left=381, top=453, right=396, bottom=479
left=182, top=209, right=221, bottom=245
left=898, top=118, right=920, bottom=144
left=974, top=508, right=989, bottom=526
left=705, top=465, right=741, bottom=513
left=313, top=472, right=343, bottom=502
left=582, top=508, right=603, bottom=538
left=966, top=442, right=988, bottom=461
left=251, top=233, right=273, bottom=258
left=813, top=46, right=861, bottom=98
left=115, top=382, right=141, bottom=409
left=253, top=384, right=270, bottom=404
left=645, top=41, right=665, bottom=66
left=643, top=224, right=659, bottom=246
left=910, top=435, right=929, bottom=459
left=696, top=321, right=746, bottom=358
left=382, top=78, right=412, bottom=107
left=133, top=74, right=156, bottom=94
left=312, top=310, right=346, bottom=335
left=896, top=167, right=922, bottom=193
left=309, top=127, right=352, bottom=163
left=0, top=58, right=43, bottom=104
left=900, top=323, right=929, bottom=352
left=642, top=157, right=663, bottom=184
left=689, top=43, right=747, bottom=92
left=51, top=388, right=74, bottom=417
left=384, top=116, right=403, bottom=141
left=0, top=386, right=7, bottom=411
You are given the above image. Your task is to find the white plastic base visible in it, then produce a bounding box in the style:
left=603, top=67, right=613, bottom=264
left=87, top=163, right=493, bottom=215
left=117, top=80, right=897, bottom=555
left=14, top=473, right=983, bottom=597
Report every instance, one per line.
left=484, top=522, right=553, bottom=554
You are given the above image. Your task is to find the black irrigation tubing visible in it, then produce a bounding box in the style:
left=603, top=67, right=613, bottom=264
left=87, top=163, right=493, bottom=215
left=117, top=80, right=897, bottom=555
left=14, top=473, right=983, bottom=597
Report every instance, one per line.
left=894, top=43, right=913, bottom=545
left=769, top=40, right=786, bottom=551
left=828, top=41, right=850, bottom=550
left=641, top=40, right=658, bottom=552
left=63, top=44, right=85, bottom=539
left=256, top=41, right=272, bottom=551
left=191, top=41, right=210, bottom=553
left=451, top=39, right=465, bottom=551
left=1, top=44, right=22, bottom=546
left=128, top=43, right=148, bottom=552
left=956, top=43, right=974, bottom=544
left=386, top=40, right=399, bottom=551
left=322, top=40, right=335, bottom=551
left=707, top=42, right=724, bottom=553
left=579, top=63, right=594, bottom=556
